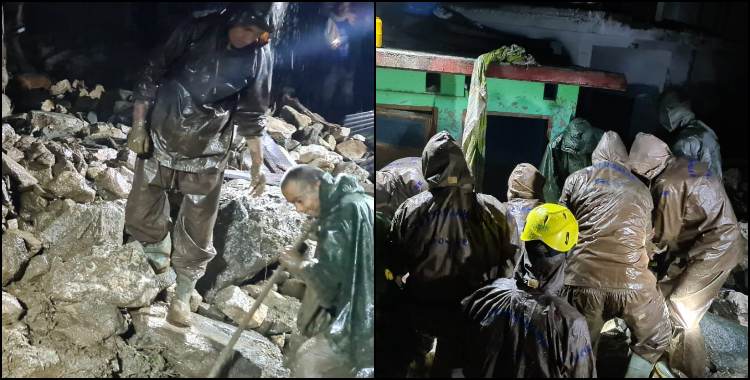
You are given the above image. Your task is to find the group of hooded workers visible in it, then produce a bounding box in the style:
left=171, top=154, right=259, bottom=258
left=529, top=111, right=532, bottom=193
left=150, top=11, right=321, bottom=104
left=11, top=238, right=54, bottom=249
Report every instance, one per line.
left=375, top=89, right=741, bottom=378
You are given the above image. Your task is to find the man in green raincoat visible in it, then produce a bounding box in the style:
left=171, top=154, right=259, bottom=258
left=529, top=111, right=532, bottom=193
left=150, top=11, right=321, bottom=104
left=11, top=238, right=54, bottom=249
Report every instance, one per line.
left=278, top=164, right=374, bottom=377
left=539, top=118, right=604, bottom=202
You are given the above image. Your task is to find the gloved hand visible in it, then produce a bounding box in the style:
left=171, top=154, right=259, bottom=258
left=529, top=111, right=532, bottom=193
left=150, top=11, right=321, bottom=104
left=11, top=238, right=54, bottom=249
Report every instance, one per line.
left=250, top=165, right=266, bottom=197
left=128, top=101, right=151, bottom=155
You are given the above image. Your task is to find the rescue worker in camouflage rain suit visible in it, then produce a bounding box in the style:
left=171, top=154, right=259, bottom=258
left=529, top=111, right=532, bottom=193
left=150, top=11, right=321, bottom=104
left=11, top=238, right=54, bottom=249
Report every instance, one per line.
left=278, top=165, right=374, bottom=377
left=540, top=118, right=605, bottom=202
left=124, top=4, right=274, bottom=327
left=658, top=89, right=723, bottom=180
left=386, top=131, right=521, bottom=377
left=629, top=133, right=741, bottom=378
left=462, top=202, right=597, bottom=378
left=559, top=131, right=672, bottom=377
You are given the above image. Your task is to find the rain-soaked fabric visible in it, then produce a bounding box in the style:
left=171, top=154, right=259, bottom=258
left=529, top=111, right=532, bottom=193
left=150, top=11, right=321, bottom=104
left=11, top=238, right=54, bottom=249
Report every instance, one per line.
left=133, top=11, right=272, bottom=173
left=540, top=118, right=604, bottom=202
left=462, top=275, right=596, bottom=378
left=559, top=131, right=657, bottom=290
left=505, top=163, right=544, bottom=236
left=561, top=285, right=671, bottom=364
left=374, top=211, right=419, bottom=378
left=374, top=157, right=426, bottom=221
left=658, top=91, right=722, bottom=179
left=387, top=131, right=521, bottom=307
left=461, top=48, right=506, bottom=192
left=125, top=157, right=222, bottom=280
left=629, top=133, right=741, bottom=377
left=295, top=173, right=374, bottom=372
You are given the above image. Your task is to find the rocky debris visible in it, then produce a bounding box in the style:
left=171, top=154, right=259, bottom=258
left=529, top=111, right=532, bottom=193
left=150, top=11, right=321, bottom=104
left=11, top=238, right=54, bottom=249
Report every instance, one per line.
left=2, top=323, right=61, bottom=377
left=3, top=152, right=38, bottom=190
left=45, top=170, right=96, bottom=203
left=53, top=302, right=128, bottom=347
left=41, top=242, right=160, bottom=308
left=33, top=199, right=124, bottom=260
left=2, top=229, right=39, bottom=286
left=94, top=167, right=131, bottom=199
left=280, top=105, right=312, bottom=129
left=28, top=110, right=87, bottom=139
left=198, top=180, right=306, bottom=301
left=279, top=278, right=307, bottom=300
left=267, top=116, right=296, bottom=141
left=710, top=289, right=748, bottom=327
left=2, top=93, right=13, bottom=118
left=2, top=74, right=369, bottom=378
left=2, top=291, right=25, bottom=324
left=214, top=285, right=269, bottom=330
left=130, top=302, right=288, bottom=378
left=243, top=285, right=301, bottom=336
left=335, top=138, right=368, bottom=160
left=335, top=161, right=371, bottom=184
left=701, top=312, right=748, bottom=377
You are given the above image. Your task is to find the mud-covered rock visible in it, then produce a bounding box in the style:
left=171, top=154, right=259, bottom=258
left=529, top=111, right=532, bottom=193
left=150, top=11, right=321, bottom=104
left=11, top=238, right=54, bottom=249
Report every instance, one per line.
left=280, top=105, right=312, bottom=129
left=334, top=161, right=371, bottom=184
left=243, top=285, right=301, bottom=335
left=198, top=180, right=305, bottom=301
left=41, top=242, right=159, bottom=308
left=2, top=152, right=38, bottom=190
left=45, top=170, right=95, bottom=203
left=710, top=289, right=748, bottom=327
left=33, top=199, right=124, bottom=260
left=701, top=312, right=748, bottom=377
left=267, top=116, right=296, bottom=140
left=335, top=139, right=368, bottom=160
left=20, top=254, right=51, bottom=283
left=296, top=144, right=343, bottom=167
left=28, top=111, right=87, bottom=139
left=53, top=302, right=128, bottom=347
left=130, top=302, right=288, bottom=378
left=214, top=285, right=268, bottom=330
left=2, top=124, right=20, bottom=151
left=1, top=323, right=60, bottom=377
left=2, top=291, right=24, bottom=324
left=279, top=278, right=307, bottom=300
left=94, top=167, right=131, bottom=199
left=2, top=228, right=38, bottom=286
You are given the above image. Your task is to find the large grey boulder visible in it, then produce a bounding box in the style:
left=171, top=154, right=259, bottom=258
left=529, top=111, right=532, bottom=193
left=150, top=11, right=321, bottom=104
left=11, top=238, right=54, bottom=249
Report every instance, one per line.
left=41, top=242, right=159, bottom=308
left=33, top=199, right=124, bottom=260
left=94, top=167, right=131, bottom=199
left=129, top=303, right=289, bottom=378
left=279, top=105, right=312, bottom=129
left=28, top=111, right=87, bottom=139
left=45, top=170, right=96, bottom=203
left=53, top=302, right=128, bottom=347
left=198, top=180, right=305, bottom=302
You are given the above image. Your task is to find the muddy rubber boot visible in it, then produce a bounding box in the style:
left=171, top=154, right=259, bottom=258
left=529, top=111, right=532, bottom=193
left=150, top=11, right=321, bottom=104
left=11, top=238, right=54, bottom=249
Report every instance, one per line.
left=624, top=353, right=654, bottom=378
left=166, top=273, right=197, bottom=327
left=654, top=360, right=676, bottom=378
left=142, top=232, right=171, bottom=274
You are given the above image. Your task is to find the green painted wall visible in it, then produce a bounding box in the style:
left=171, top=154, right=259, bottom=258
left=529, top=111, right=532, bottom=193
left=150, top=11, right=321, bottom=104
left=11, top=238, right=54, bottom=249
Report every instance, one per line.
left=376, top=67, right=580, bottom=141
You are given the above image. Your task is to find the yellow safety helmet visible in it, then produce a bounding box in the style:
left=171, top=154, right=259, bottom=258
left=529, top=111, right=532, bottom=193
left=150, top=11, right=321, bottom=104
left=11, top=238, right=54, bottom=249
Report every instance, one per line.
left=521, top=203, right=579, bottom=252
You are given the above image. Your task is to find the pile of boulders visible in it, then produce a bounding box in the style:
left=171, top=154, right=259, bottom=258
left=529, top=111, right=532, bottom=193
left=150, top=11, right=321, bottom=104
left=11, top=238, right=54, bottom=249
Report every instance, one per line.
left=2, top=68, right=371, bottom=376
